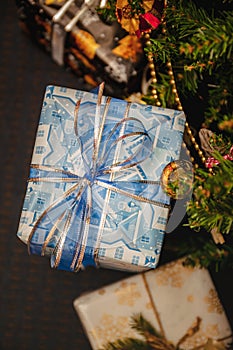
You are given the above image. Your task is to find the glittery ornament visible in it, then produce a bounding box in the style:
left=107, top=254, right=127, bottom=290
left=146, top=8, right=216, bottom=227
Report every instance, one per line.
left=161, top=160, right=194, bottom=199
left=116, top=0, right=161, bottom=37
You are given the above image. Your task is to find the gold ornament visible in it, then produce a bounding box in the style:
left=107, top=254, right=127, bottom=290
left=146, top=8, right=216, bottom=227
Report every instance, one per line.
left=116, top=0, right=160, bottom=37
left=161, top=160, right=194, bottom=199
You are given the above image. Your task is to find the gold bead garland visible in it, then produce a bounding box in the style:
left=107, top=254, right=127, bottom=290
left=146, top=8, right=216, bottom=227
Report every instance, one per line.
left=166, top=61, right=210, bottom=168
left=143, top=15, right=213, bottom=172
left=144, top=32, right=161, bottom=107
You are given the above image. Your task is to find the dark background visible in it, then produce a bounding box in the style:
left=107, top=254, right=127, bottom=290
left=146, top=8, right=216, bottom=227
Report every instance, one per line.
left=0, top=1, right=232, bottom=349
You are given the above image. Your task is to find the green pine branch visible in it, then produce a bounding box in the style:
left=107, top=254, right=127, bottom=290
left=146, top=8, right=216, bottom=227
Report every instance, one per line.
left=99, top=337, right=149, bottom=350
left=165, top=1, right=233, bottom=65
left=98, top=314, right=176, bottom=350
left=184, top=154, right=233, bottom=270
left=180, top=11, right=233, bottom=65
left=130, top=314, right=162, bottom=339
left=174, top=231, right=233, bottom=271
left=98, top=314, right=155, bottom=350
left=202, top=65, right=233, bottom=133
left=187, top=156, right=233, bottom=235
left=97, top=0, right=233, bottom=269
left=97, top=0, right=117, bottom=23
left=144, top=0, right=233, bottom=132
left=98, top=312, right=233, bottom=349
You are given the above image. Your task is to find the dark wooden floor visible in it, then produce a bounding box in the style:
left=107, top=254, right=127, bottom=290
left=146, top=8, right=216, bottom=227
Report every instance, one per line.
left=0, top=1, right=232, bottom=349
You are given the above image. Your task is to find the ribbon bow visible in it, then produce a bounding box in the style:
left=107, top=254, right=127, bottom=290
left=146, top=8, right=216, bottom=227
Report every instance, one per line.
left=116, top=0, right=161, bottom=37
left=27, top=83, right=169, bottom=272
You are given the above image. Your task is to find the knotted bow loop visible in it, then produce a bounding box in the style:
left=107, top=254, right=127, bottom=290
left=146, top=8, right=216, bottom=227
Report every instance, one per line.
left=73, top=82, right=108, bottom=176
left=74, top=83, right=153, bottom=178
left=96, top=116, right=153, bottom=175
left=29, top=164, right=81, bottom=183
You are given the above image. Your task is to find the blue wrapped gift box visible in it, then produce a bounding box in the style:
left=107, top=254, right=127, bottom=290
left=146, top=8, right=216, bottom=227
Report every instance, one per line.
left=17, top=84, right=185, bottom=272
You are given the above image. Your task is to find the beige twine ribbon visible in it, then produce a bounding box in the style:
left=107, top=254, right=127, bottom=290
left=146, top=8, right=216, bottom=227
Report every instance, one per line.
left=142, top=273, right=232, bottom=349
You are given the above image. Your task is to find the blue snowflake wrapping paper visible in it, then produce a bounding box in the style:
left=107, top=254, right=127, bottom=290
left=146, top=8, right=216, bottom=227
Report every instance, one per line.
left=17, top=84, right=185, bottom=272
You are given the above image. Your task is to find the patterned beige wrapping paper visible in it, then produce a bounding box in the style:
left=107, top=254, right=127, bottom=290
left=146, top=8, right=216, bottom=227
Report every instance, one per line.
left=73, top=259, right=232, bottom=349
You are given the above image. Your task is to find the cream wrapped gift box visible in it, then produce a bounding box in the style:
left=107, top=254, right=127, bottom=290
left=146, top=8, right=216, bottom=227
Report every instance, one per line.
left=73, top=258, right=232, bottom=349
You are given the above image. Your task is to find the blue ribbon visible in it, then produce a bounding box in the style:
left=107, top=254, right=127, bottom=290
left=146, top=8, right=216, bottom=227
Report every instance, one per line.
left=27, top=83, right=170, bottom=272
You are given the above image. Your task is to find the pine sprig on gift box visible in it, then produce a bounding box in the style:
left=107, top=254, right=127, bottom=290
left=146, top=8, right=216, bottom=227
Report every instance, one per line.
left=99, top=313, right=176, bottom=350
left=129, top=314, right=178, bottom=349
left=130, top=313, right=161, bottom=338
left=99, top=313, right=232, bottom=350
left=99, top=337, right=149, bottom=350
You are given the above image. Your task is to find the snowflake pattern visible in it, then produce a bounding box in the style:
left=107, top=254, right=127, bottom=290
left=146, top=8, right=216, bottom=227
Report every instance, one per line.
left=154, top=260, right=193, bottom=288
left=98, top=289, right=106, bottom=295
left=89, top=313, right=137, bottom=344
left=114, top=281, right=142, bottom=306
left=204, top=288, right=224, bottom=314
left=187, top=294, right=194, bottom=302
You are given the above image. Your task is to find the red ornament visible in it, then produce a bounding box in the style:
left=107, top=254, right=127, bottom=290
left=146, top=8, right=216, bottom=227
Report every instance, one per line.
left=116, top=0, right=161, bottom=37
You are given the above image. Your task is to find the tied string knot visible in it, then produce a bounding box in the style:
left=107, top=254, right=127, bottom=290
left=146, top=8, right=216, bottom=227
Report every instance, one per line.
left=145, top=315, right=231, bottom=350
left=142, top=274, right=232, bottom=350
left=27, top=83, right=169, bottom=272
